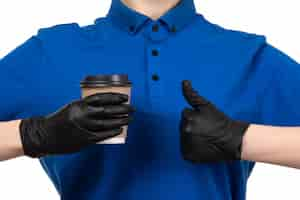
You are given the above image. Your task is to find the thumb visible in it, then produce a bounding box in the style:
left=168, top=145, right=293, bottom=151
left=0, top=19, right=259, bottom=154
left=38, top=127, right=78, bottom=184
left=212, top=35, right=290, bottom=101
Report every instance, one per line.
left=182, top=80, right=210, bottom=109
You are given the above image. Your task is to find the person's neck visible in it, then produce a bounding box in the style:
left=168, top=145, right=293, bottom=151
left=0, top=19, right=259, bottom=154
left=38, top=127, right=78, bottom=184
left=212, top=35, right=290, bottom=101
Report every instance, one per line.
left=121, top=0, right=181, bottom=20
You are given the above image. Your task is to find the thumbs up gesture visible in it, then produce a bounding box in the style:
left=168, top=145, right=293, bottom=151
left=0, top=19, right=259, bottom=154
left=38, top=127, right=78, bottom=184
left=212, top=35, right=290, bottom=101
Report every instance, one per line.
left=180, top=80, right=249, bottom=163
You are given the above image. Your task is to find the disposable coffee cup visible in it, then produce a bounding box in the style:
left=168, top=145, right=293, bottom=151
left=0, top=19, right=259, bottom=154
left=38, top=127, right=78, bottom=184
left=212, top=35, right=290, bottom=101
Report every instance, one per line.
left=80, top=74, right=132, bottom=144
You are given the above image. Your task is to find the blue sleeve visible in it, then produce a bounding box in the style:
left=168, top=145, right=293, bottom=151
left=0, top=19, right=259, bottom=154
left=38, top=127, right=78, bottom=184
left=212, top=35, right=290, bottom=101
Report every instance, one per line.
left=0, top=36, right=61, bottom=190
left=255, top=44, right=300, bottom=125
left=242, top=42, right=300, bottom=176
left=0, top=36, right=45, bottom=121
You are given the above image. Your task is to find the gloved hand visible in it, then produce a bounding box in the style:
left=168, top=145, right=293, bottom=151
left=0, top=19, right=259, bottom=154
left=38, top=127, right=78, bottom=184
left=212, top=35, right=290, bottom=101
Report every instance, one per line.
left=20, top=93, right=134, bottom=158
left=180, top=80, right=249, bottom=163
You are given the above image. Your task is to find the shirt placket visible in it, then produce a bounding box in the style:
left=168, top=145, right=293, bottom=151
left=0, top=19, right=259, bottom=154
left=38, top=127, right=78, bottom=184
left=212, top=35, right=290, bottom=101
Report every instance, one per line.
left=145, top=21, right=169, bottom=108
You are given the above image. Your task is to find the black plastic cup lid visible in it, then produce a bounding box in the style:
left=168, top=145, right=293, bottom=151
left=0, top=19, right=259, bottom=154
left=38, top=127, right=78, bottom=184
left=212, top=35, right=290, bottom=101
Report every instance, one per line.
left=80, top=74, right=131, bottom=88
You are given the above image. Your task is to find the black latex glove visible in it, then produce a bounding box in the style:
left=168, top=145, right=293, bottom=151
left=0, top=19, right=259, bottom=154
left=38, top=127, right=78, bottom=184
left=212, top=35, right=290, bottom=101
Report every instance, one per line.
left=20, top=93, right=134, bottom=158
left=180, top=80, right=249, bottom=163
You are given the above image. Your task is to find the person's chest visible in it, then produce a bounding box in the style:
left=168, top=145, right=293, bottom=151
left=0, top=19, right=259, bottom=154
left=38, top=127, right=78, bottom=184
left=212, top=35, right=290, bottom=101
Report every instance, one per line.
left=30, top=26, right=263, bottom=130
left=42, top=43, right=257, bottom=122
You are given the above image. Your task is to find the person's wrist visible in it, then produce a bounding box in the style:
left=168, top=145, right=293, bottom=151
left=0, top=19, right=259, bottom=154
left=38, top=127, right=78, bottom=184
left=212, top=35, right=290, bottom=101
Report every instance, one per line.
left=240, top=124, right=255, bottom=160
left=7, top=120, right=24, bottom=157
left=230, top=120, right=250, bottom=160
left=19, top=117, right=47, bottom=158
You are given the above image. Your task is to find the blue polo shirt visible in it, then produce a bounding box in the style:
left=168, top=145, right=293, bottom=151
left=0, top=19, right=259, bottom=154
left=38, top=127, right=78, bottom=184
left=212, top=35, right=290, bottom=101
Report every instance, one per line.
left=1, top=0, right=300, bottom=199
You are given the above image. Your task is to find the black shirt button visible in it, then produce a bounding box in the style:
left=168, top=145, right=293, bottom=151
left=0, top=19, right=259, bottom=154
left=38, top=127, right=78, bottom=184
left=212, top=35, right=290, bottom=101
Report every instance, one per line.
left=129, top=26, right=135, bottom=32
left=171, top=26, right=177, bottom=33
left=152, top=49, right=159, bottom=56
left=152, top=74, right=159, bottom=81
left=152, top=24, right=159, bottom=32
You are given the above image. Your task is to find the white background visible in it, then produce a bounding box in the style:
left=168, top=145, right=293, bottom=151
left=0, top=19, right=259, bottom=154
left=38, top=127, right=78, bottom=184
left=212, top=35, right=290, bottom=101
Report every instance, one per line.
left=0, top=0, right=300, bottom=199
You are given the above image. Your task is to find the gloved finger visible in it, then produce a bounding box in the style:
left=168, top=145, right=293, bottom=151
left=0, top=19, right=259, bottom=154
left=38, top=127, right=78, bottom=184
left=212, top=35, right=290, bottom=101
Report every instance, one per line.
left=181, top=108, right=201, bottom=122
left=84, top=93, right=129, bottom=106
left=85, top=117, right=132, bottom=131
left=182, top=80, right=210, bottom=109
left=89, top=128, right=123, bottom=142
left=181, top=108, right=198, bottom=121
left=180, top=108, right=194, bottom=134
left=88, top=104, right=135, bottom=117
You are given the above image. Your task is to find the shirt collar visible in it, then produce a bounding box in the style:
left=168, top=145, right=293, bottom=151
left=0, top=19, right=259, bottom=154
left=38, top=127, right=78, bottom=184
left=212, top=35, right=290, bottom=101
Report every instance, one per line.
left=106, top=0, right=197, bottom=34
left=160, top=0, right=197, bottom=32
